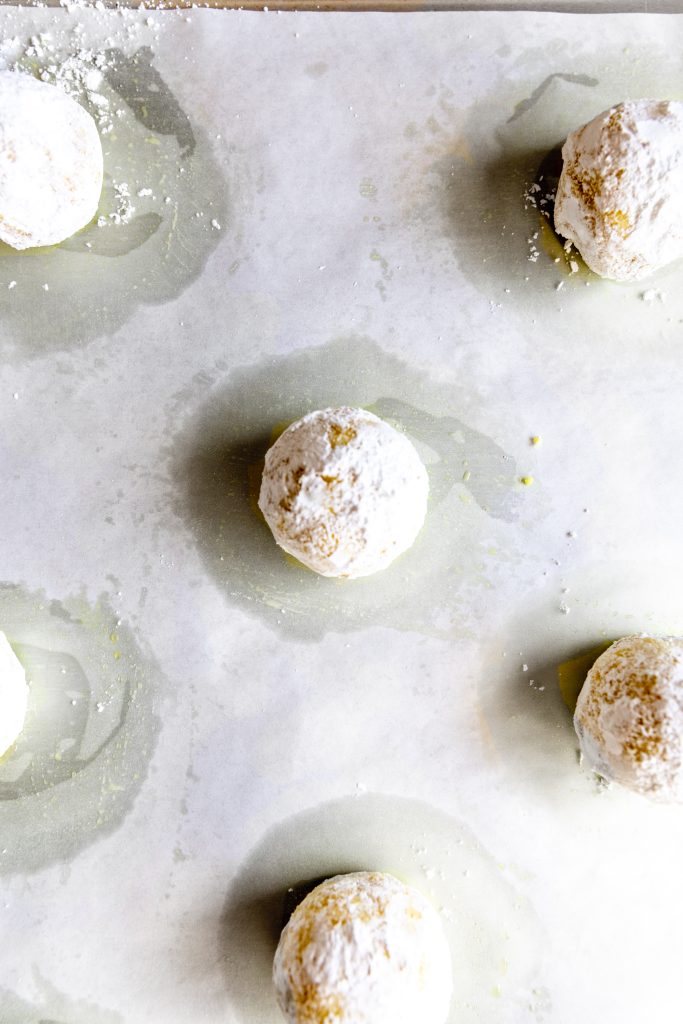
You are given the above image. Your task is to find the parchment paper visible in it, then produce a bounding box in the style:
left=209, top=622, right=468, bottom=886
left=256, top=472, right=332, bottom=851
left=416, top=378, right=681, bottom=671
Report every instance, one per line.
left=1, top=7, right=683, bottom=1023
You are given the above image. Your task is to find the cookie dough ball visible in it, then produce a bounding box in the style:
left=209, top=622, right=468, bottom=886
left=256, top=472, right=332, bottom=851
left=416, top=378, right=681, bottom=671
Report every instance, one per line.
left=258, top=407, right=429, bottom=578
left=0, top=72, right=103, bottom=250
left=554, top=100, right=683, bottom=280
left=273, top=871, right=452, bottom=1024
left=0, top=631, right=28, bottom=757
left=575, top=635, right=683, bottom=801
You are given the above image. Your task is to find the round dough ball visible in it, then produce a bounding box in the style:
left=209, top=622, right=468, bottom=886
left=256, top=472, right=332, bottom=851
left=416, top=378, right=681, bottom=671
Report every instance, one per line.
left=575, top=635, right=683, bottom=801
left=0, top=631, right=28, bottom=757
left=0, top=72, right=103, bottom=250
left=258, top=407, right=429, bottom=578
left=554, top=100, right=683, bottom=281
left=273, top=871, right=452, bottom=1024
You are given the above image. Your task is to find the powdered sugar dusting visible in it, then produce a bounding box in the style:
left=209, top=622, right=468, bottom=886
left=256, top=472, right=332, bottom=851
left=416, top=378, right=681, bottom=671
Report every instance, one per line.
left=0, top=71, right=102, bottom=249
left=575, top=635, right=683, bottom=802
left=259, top=407, right=429, bottom=579
left=0, top=8, right=164, bottom=241
left=273, top=872, right=452, bottom=1024
left=555, top=100, right=683, bottom=281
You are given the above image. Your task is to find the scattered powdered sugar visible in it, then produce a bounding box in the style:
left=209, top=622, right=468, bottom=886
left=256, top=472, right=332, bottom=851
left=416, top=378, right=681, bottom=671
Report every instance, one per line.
left=97, top=181, right=135, bottom=226
left=15, top=32, right=155, bottom=137
left=641, top=288, right=667, bottom=303
left=524, top=177, right=582, bottom=272
left=523, top=179, right=551, bottom=219
left=524, top=172, right=581, bottom=276
left=0, top=5, right=166, bottom=243
left=0, top=4, right=232, bottom=297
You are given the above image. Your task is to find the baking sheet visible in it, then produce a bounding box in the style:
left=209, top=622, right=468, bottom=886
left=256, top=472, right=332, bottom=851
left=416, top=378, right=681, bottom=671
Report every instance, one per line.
left=1, top=6, right=683, bottom=1023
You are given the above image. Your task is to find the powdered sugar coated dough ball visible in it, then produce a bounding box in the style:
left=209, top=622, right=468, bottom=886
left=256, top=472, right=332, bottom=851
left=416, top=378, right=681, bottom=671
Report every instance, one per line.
left=554, top=100, right=683, bottom=281
left=273, top=872, right=452, bottom=1024
left=0, top=72, right=103, bottom=250
left=575, top=635, right=683, bottom=802
left=0, top=631, right=28, bottom=758
left=258, top=407, right=429, bottom=579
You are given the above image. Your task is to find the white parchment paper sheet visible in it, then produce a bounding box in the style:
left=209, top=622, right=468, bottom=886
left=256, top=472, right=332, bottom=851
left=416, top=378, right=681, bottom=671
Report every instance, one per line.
left=1, top=7, right=683, bottom=1023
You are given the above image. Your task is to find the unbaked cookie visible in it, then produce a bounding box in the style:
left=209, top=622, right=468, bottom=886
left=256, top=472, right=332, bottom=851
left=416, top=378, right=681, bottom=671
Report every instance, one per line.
left=554, top=100, right=683, bottom=281
left=259, top=407, right=429, bottom=578
left=273, top=871, right=452, bottom=1024
left=0, top=71, right=103, bottom=249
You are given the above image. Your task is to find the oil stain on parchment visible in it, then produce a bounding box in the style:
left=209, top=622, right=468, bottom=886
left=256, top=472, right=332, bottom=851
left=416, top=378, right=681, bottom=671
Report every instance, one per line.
left=0, top=970, right=122, bottom=1024
left=0, top=43, right=231, bottom=358
left=0, top=582, right=161, bottom=875
left=404, top=72, right=599, bottom=300
left=403, top=44, right=683, bottom=310
left=168, top=336, right=525, bottom=641
left=474, top=560, right=683, bottom=810
left=220, top=793, right=549, bottom=1024
left=506, top=73, right=599, bottom=124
